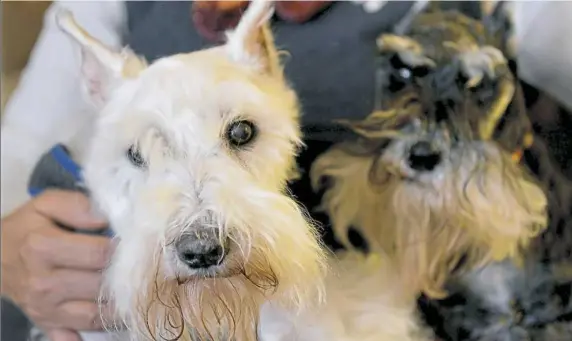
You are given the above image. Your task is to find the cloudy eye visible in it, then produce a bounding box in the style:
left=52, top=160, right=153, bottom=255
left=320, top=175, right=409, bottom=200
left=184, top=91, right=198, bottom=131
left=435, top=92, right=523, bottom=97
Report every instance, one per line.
left=127, top=145, right=146, bottom=167
left=226, top=120, right=257, bottom=147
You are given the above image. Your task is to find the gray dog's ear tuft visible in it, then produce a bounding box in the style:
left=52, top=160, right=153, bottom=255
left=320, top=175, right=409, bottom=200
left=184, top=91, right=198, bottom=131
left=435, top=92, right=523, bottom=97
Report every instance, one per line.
left=225, top=0, right=282, bottom=79
left=56, top=7, right=147, bottom=109
left=481, top=1, right=516, bottom=58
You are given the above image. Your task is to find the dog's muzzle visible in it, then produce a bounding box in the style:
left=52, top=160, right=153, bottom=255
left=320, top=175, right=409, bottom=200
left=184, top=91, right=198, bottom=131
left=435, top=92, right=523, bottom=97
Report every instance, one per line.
left=407, top=140, right=442, bottom=172
left=175, top=228, right=229, bottom=270
left=382, top=134, right=448, bottom=180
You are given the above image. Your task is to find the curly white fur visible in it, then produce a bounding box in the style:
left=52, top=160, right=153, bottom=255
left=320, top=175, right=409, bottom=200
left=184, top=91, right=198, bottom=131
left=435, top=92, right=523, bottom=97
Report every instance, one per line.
left=56, top=2, right=327, bottom=340
left=52, top=2, right=435, bottom=341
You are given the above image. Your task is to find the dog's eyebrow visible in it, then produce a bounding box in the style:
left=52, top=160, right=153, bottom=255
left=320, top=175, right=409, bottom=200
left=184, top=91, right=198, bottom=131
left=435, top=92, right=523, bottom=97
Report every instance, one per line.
left=377, top=35, right=436, bottom=68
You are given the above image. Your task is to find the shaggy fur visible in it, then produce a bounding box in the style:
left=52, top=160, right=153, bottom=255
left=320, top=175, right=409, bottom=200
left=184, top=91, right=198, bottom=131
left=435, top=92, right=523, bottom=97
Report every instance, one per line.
left=51, top=2, right=436, bottom=341
left=419, top=260, right=572, bottom=341
left=311, top=127, right=546, bottom=297
left=311, top=4, right=545, bottom=297
left=311, top=2, right=571, bottom=340
left=258, top=251, right=433, bottom=341
left=56, top=2, right=328, bottom=340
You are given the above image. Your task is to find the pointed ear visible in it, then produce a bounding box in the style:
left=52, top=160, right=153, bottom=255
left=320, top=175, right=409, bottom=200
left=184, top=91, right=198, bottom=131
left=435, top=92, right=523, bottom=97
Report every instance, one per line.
left=481, top=1, right=516, bottom=58
left=55, top=8, right=147, bottom=108
left=224, top=0, right=282, bottom=79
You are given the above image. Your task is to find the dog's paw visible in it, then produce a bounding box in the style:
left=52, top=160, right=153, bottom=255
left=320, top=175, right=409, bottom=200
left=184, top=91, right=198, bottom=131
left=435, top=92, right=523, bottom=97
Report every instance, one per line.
left=456, top=45, right=507, bottom=88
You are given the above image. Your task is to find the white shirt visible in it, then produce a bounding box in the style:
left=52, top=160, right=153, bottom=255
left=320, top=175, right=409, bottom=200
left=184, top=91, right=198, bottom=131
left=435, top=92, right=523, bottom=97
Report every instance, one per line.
left=2, top=0, right=572, bottom=217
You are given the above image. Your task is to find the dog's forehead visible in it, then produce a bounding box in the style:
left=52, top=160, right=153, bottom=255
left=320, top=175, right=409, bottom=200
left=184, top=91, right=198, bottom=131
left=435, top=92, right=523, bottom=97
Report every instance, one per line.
left=403, top=12, right=490, bottom=65
left=139, top=50, right=268, bottom=105
left=103, top=48, right=298, bottom=151
left=118, top=49, right=286, bottom=128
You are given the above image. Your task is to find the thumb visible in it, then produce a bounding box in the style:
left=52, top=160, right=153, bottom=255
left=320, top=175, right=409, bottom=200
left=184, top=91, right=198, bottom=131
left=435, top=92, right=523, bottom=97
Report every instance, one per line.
left=46, top=328, right=82, bottom=341
left=33, top=190, right=108, bottom=230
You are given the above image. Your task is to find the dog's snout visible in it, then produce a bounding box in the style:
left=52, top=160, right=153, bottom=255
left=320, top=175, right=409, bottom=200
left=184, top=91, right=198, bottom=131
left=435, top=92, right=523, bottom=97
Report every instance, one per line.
left=175, top=232, right=228, bottom=269
left=407, top=141, right=441, bottom=172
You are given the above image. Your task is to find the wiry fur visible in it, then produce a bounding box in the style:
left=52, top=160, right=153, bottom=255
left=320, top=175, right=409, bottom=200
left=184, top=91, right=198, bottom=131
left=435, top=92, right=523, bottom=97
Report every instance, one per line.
left=89, top=51, right=327, bottom=341
left=56, top=2, right=328, bottom=340
left=311, top=3, right=572, bottom=341
left=310, top=107, right=546, bottom=297
left=420, top=260, right=572, bottom=341
left=53, top=3, right=438, bottom=341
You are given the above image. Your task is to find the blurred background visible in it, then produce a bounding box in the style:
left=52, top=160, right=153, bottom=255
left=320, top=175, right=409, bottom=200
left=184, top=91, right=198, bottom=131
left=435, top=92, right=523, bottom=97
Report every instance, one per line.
left=2, top=2, right=52, bottom=340
left=2, top=1, right=51, bottom=112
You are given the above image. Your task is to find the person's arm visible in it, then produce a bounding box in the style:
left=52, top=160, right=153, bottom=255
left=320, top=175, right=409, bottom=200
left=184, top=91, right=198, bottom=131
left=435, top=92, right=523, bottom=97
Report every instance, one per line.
left=513, top=1, right=572, bottom=111
left=1, top=1, right=127, bottom=217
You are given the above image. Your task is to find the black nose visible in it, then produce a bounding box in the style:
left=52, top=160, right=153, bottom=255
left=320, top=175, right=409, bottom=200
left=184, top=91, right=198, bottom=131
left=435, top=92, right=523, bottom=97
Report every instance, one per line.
left=175, top=232, right=227, bottom=269
left=407, top=141, right=441, bottom=172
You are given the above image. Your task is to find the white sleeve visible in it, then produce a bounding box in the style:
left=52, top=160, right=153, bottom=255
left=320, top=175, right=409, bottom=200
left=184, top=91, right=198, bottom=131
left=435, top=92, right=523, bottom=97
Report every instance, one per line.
left=513, top=2, right=572, bottom=110
left=0, top=1, right=127, bottom=217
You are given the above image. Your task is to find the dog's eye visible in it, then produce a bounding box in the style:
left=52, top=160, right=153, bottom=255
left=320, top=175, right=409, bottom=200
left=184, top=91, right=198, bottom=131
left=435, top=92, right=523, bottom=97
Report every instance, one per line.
left=226, top=120, right=256, bottom=147
left=127, top=145, right=146, bottom=167
left=397, top=67, right=412, bottom=80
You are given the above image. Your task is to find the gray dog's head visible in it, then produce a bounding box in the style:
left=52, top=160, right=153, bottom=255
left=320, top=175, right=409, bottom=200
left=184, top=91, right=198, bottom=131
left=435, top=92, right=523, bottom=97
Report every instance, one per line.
left=311, top=8, right=547, bottom=298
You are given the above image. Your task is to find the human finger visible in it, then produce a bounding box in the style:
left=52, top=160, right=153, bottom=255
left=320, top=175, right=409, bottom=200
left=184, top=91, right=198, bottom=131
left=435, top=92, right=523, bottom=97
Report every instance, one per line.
left=45, top=328, right=81, bottom=341
left=32, top=190, right=108, bottom=230
left=55, top=301, right=106, bottom=331
left=49, top=269, right=103, bottom=303
left=23, top=226, right=111, bottom=270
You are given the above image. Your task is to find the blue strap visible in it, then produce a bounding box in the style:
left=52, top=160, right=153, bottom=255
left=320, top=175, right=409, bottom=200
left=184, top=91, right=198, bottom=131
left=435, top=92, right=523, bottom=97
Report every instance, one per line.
left=27, top=144, right=116, bottom=237
left=28, top=144, right=84, bottom=198
left=28, top=187, right=45, bottom=197
left=50, top=144, right=83, bottom=182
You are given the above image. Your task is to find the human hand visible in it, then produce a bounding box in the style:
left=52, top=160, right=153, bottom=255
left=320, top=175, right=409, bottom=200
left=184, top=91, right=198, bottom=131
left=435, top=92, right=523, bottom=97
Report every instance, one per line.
left=1, top=190, right=113, bottom=341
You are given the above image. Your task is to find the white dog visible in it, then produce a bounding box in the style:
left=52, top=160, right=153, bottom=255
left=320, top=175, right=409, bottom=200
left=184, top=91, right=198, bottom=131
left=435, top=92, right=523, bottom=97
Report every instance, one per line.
left=53, top=2, right=326, bottom=340
left=35, top=2, right=433, bottom=341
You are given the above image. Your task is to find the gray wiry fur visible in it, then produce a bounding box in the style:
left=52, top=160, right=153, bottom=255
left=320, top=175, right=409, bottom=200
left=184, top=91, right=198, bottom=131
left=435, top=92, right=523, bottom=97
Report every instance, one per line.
left=422, top=260, right=572, bottom=341
left=311, top=4, right=572, bottom=341
left=419, top=134, right=572, bottom=341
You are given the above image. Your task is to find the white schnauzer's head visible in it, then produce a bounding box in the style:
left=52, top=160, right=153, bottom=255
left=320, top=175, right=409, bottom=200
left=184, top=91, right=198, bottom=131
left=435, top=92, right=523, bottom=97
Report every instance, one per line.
left=311, top=23, right=547, bottom=298
left=57, top=2, right=326, bottom=340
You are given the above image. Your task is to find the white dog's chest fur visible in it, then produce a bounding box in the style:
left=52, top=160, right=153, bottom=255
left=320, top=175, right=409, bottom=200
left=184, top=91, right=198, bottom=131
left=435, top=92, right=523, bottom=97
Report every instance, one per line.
left=72, top=252, right=428, bottom=341
left=257, top=252, right=431, bottom=341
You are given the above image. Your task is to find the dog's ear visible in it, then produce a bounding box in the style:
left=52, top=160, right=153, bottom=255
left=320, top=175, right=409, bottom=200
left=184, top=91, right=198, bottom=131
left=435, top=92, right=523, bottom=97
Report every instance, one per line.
left=225, top=1, right=282, bottom=79
left=481, top=1, right=516, bottom=59
left=56, top=9, right=147, bottom=109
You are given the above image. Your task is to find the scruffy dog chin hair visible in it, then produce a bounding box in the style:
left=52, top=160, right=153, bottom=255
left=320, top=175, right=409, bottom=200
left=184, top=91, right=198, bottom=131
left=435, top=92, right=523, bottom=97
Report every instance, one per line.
left=311, top=100, right=547, bottom=298
left=56, top=2, right=326, bottom=340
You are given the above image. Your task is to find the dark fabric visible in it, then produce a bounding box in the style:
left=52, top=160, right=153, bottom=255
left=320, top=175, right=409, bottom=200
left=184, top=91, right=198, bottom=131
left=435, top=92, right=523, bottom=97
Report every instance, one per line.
left=524, top=82, right=572, bottom=180
left=125, top=1, right=416, bottom=142
left=1, top=298, right=32, bottom=341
